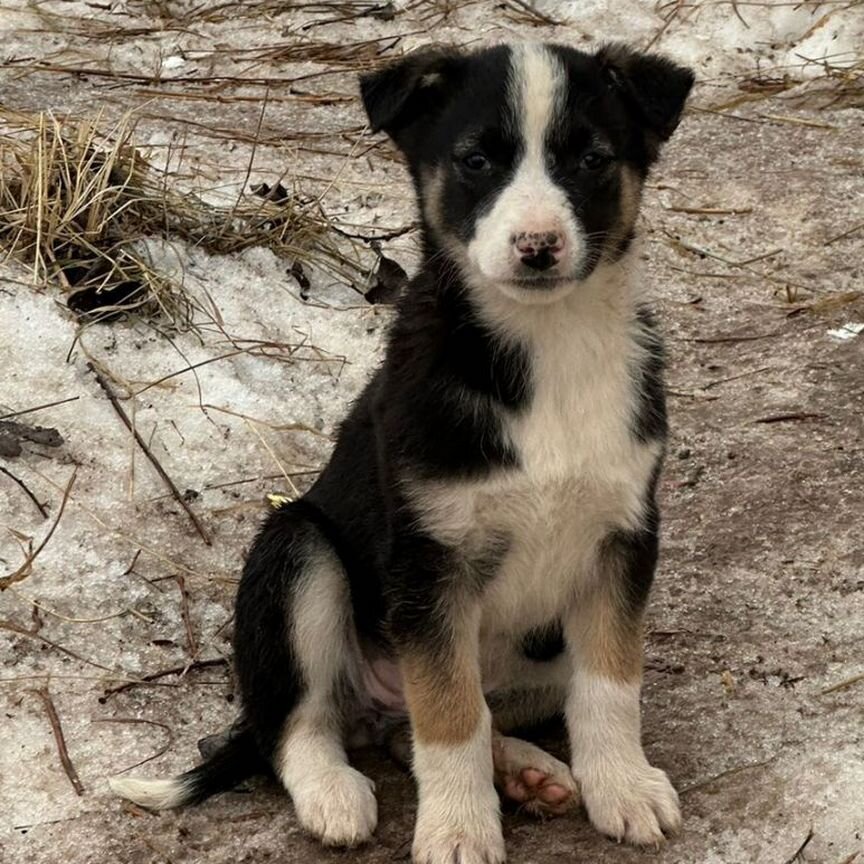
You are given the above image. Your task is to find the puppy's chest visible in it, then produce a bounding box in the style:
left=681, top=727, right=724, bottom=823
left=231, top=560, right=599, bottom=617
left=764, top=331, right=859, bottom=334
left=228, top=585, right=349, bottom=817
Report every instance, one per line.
left=412, top=339, right=660, bottom=627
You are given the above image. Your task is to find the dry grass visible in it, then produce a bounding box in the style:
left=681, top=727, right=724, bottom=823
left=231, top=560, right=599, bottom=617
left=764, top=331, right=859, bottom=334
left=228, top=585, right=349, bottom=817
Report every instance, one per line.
left=0, top=108, right=361, bottom=328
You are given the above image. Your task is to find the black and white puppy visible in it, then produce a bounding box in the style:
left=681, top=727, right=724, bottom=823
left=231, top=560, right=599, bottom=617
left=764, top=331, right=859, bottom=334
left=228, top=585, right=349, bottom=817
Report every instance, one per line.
left=111, top=41, right=694, bottom=864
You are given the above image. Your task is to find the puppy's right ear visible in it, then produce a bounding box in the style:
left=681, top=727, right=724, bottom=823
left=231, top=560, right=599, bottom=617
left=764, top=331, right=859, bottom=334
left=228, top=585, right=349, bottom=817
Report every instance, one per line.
left=360, top=48, right=463, bottom=152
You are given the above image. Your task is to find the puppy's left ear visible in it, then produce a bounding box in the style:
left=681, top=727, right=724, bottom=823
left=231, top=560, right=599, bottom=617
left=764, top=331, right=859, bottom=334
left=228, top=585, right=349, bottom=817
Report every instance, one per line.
left=360, top=47, right=463, bottom=154
left=597, top=44, right=694, bottom=152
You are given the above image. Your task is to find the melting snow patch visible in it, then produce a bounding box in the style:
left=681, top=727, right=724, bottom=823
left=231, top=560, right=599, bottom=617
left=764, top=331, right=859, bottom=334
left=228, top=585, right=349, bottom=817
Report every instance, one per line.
left=826, top=322, right=864, bottom=342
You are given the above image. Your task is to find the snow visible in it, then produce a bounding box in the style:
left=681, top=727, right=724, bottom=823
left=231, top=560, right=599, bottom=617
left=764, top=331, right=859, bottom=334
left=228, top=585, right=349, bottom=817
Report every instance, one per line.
left=1, top=1, right=863, bottom=862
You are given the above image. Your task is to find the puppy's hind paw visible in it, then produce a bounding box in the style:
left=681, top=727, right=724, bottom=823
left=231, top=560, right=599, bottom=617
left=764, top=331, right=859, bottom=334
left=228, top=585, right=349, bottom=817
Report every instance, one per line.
left=494, top=735, right=580, bottom=817
left=291, top=765, right=377, bottom=848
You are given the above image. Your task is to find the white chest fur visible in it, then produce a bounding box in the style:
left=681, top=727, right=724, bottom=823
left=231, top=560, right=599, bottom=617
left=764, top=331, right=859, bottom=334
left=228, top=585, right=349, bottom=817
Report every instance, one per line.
left=410, top=263, right=662, bottom=635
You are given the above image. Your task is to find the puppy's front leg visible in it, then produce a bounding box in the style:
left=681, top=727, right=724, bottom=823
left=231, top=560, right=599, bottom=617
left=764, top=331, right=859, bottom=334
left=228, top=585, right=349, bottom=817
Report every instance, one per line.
left=565, top=529, right=680, bottom=847
left=400, top=605, right=505, bottom=864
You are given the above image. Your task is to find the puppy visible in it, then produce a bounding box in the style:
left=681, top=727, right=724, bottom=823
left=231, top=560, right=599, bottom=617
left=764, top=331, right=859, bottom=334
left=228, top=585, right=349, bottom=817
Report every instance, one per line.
left=111, top=41, right=694, bottom=864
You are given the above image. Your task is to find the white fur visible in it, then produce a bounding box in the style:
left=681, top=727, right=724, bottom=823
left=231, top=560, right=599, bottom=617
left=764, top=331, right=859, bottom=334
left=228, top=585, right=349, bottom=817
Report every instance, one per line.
left=291, top=540, right=358, bottom=696
left=108, top=775, right=190, bottom=810
left=278, top=708, right=378, bottom=847
left=565, top=671, right=680, bottom=845
left=467, top=44, right=585, bottom=292
left=411, top=706, right=505, bottom=864
left=409, top=254, right=661, bottom=643
left=276, top=542, right=377, bottom=846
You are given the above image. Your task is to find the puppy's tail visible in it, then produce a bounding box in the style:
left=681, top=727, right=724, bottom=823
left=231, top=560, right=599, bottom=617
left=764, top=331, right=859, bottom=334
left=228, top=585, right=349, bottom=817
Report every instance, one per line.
left=109, top=725, right=262, bottom=810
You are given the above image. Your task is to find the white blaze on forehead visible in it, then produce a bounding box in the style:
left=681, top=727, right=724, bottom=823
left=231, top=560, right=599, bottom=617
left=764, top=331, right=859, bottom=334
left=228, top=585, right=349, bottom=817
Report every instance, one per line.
left=465, top=43, right=585, bottom=298
left=509, top=43, right=565, bottom=161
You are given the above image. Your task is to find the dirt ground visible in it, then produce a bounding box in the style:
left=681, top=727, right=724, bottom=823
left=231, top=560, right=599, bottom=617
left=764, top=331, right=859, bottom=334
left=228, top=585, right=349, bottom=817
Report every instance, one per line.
left=1, top=2, right=863, bottom=863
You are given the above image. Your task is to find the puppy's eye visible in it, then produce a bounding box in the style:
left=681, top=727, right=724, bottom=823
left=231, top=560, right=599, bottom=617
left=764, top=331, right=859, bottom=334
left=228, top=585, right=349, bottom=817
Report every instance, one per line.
left=462, top=152, right=491, bottom=172
left=581, top=151, right=611, bottom=171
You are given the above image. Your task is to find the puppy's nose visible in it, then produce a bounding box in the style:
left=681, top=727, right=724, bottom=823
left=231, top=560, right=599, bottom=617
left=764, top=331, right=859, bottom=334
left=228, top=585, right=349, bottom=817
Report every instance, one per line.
left=513, top=230, right=564, bottom=271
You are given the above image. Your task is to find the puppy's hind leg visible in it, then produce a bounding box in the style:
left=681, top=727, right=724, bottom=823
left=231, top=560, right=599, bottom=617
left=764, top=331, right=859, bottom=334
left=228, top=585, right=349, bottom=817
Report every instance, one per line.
left=235, top=506, right=376, bottom=848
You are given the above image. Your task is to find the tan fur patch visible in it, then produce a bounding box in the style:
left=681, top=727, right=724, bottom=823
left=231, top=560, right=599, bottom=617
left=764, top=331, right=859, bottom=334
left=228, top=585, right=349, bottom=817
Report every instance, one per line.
left=604, top=165, right=643, bottom=262
left=419, top=165, right=446, bottom=239
left=401, top=647, right=485, bottom=745
left=568, top=579, right=643, bottom=682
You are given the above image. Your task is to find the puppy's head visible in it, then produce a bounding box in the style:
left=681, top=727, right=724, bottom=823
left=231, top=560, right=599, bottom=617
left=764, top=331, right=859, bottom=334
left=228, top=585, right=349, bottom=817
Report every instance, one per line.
left=361, top=43, right=693, bottom=304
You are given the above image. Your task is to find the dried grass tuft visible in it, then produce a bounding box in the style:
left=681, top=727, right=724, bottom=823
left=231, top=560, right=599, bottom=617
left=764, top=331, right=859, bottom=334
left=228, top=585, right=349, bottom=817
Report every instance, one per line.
left=0, top=108, right=359, bottom=328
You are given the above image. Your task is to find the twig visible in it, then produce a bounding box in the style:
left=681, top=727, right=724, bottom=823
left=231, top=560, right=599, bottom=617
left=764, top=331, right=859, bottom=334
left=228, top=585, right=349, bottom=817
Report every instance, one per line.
left=821, top=671, right=864, bottom=695
left=645, top=1, right=684, bottom=51
left=757, top=113, right=836, bottom=130
left=506, top=0, right=560, bottom=25
left=667, top=205, right=754, bottom=215
left=204, top=470, right=319, bottom=491
left=89, top=364, right=212, bottom=546
left=0, top=469, right=76, bottom=591
left=100, top=658, right=229, bottom=701
left=667, top=389, right=720, bottom=401
left=94, top=718, right=175, bottom=774
left=1, top=619, right=115, bottom=673
left=702, top=366, right=772, bottom=390
left=783, top=827, right=814, bottom=864
left=28, top=467, right=211, bottom=581
left=330, top=221, right=418, bottom=243
left=730, top=0, right=749, bottom=28
left=242, top=418, right=300, bottom=499
left=680, top=753, right=779, bottom=795
left=824, top=221, right=864, bottom=245
left=175, top=575, right=197, bottom=659
left=8, top=587, right=153, bottom=625
left=753, top=412, right=827, bottom=424
left=131, top=347, right=263, bottom=396
left=31, top=687, right=85, bottom=796
left=121, top=549, right=142, bottom=577
left=0, top=395, right=80, bottom=421
left=0, top=464, right=48, bottom=518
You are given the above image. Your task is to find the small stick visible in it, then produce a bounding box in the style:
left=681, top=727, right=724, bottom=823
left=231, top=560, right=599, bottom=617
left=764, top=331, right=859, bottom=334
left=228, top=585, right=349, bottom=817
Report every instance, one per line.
left=94, top=717, right=175, bottom=774
left=702, top=366, right=772, bottom=390
left=89, top=364, right=212, bottom=546
left=825, top=221, right=864, bottom=246
left=680, top=754, right=778, bottom=796
left=31, top=687, right=85, bottom=796
left=101, top=658, right=228, bottom=700
left=0, top=395, right=80, bottom=422
left=782, top=827, right=814, bottom=864
left=666, top=206, right=753, bottom=216
left=0, top=465, right=48, bottom=518
left=0, top=469, right=76, bottom=591
left=507, top=0, right=560, bottom=25
left=685, top=331, right=783, bottom=344
left=753, top=412, right=827, bottom=425
left=1, top=620, right=115, bottom=673
left=758, top=113, right=836, bottom=130
left=175, top=575, right=197, bottom=659
left=821, top=671, right=864, bottom=696
left=121, top=549, right=142, bottom=577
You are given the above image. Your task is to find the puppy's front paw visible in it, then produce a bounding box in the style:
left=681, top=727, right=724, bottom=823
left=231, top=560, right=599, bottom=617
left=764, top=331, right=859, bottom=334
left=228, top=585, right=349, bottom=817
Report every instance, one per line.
left=412, top=808, right=505, bottom=864
left=291, top=765, right=377, bottom=847
left=578, top=762, right=680, bottom=847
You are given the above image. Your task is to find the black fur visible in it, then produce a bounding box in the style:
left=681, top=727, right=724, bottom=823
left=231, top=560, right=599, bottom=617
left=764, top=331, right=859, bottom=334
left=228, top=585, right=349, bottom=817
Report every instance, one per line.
left=171, top=726, right=264, bottom=805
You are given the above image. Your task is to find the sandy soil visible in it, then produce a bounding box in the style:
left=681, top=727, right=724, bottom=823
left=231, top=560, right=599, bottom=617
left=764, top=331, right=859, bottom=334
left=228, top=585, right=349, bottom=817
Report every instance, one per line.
left=1, top=2, right=862, bottom=863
